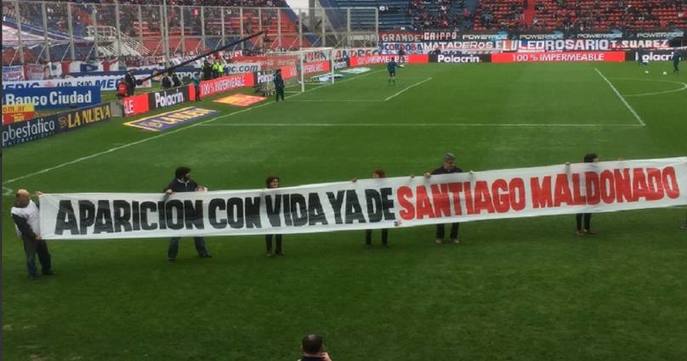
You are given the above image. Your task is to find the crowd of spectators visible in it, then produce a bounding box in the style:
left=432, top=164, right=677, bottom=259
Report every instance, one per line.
left=536, top=0, right=685, bottom=33
left=474, top=1, right=525, bottom=32
left=472, top=0, right=685, bottom=33
left=408, top=0, right=472, bottom=31
left=402, top=0, right=683, bottom=33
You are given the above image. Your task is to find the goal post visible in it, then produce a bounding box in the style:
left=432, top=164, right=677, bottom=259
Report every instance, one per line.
left=260, top=47, right=336, bottom=92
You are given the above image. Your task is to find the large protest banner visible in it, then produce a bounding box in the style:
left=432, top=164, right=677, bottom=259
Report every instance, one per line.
left=39, top=158, right=687, bottom=240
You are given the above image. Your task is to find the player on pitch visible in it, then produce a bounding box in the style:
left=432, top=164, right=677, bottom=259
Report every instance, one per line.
left=387, top=57, right=398, bottom=85
left=673, top=50, right=682, bottom=74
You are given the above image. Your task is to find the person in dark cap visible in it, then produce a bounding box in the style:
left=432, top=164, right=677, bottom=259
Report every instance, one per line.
left=300, top=334, right=333, bottom=361
left=576, top=153, right=599, bottom=236
left=425, top=152, right=464, bottom=244
left=163, top=167, right=211, bottom=261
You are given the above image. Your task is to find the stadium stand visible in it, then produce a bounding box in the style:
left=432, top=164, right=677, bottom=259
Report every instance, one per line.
left=472, top=0, right=686, bottom=33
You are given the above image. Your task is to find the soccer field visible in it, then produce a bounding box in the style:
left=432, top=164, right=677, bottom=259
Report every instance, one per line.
left=3, top=62, right=687, bottom=361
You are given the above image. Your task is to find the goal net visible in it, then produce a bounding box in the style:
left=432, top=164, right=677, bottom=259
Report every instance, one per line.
left=250, top=47, right=336, bottom=94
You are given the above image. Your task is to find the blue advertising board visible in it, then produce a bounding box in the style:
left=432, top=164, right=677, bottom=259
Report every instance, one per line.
left=2, top=103, right=112, bottom=148
left=2, top=86, right=101, bottom=110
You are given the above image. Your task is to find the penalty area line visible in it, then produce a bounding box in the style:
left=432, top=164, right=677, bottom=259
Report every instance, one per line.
left=594, top=68, right=646, bottom=127
left=384, top=77, right=433, bottom=101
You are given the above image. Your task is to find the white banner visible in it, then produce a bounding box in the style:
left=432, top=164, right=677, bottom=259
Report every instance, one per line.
left=2, top=65, right=25, bottom=81
left=39, top=158, right=687, bottom=240
left=3, top=75, right=152, bottom=91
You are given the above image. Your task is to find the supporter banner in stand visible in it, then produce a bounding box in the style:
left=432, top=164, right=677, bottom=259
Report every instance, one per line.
left=491, top=51, right=626, bottom=63
left=332, top=48, right=380, bottom=60
left=25, top=64, right=47, bottom=80
left=39, top=158, right=687, bottom=240
left=380, top=31, right=678, bottom=53
left=3, top=75, right=152, bottom=91
left=2, top=103, right=112, bottom=148
left=2, top=65, right=25, bottom=81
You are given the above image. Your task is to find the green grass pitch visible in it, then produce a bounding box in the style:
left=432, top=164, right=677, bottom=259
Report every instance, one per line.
left=2, top=62, right=687, bottom=361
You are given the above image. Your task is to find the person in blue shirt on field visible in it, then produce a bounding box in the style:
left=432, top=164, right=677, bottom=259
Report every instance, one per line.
left=387, top=57, right=398, bottom=85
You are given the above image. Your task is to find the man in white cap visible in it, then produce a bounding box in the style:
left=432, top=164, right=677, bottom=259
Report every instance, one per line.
left=11, top=189, right=53, bottom=279
left=425, top=153, right=463, bottom=244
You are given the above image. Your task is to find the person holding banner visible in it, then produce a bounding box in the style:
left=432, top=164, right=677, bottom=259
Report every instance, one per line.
left=11, top=189, right=53, bottom=279
left=576, top=153, right=600, bottom=236
left=355, top=169, right=390, bottom=247
left=425, top=153, right=463, bottom=244
left=265, top=176, right=284, bottom=256
left=164, top=167, right=212, bottom=261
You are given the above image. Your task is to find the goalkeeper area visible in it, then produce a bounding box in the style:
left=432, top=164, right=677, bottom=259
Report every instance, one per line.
left=3, top=61, right=687, bottom=361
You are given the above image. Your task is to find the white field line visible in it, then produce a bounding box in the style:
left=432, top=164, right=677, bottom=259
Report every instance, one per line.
left=384, top=77, right=433, bottom=101
left=290, top=99, right=383, bottom=103
left=3, top=70, right=381, bottom=186
left=594, top=68, right=646, bottom=126
left=200, top=122, right=644, bottom=128
left=624, top=83, right=687, bottom=97
left=607, top=77, right=687, bottom=97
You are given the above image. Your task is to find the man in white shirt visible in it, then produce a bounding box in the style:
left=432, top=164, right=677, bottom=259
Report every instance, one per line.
left=10, top=189, right=53, bottom=279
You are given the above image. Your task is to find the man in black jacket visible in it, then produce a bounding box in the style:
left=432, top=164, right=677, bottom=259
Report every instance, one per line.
left=273, top=69, right=285, bottom=102
left=11, top=189, right=53, bottom=279
left=124, top=69, right=137, bottom=96
left=171, top=72, right=182, bottom=88
left=424, top=153, right=463, bottom=244
left=202, top=60, right=213, bottom=80
left=576, top=153, right=599, bottom=236
left=161, top=72, right=173, bottom=89
left=163, top=167, right=211, bottom=261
